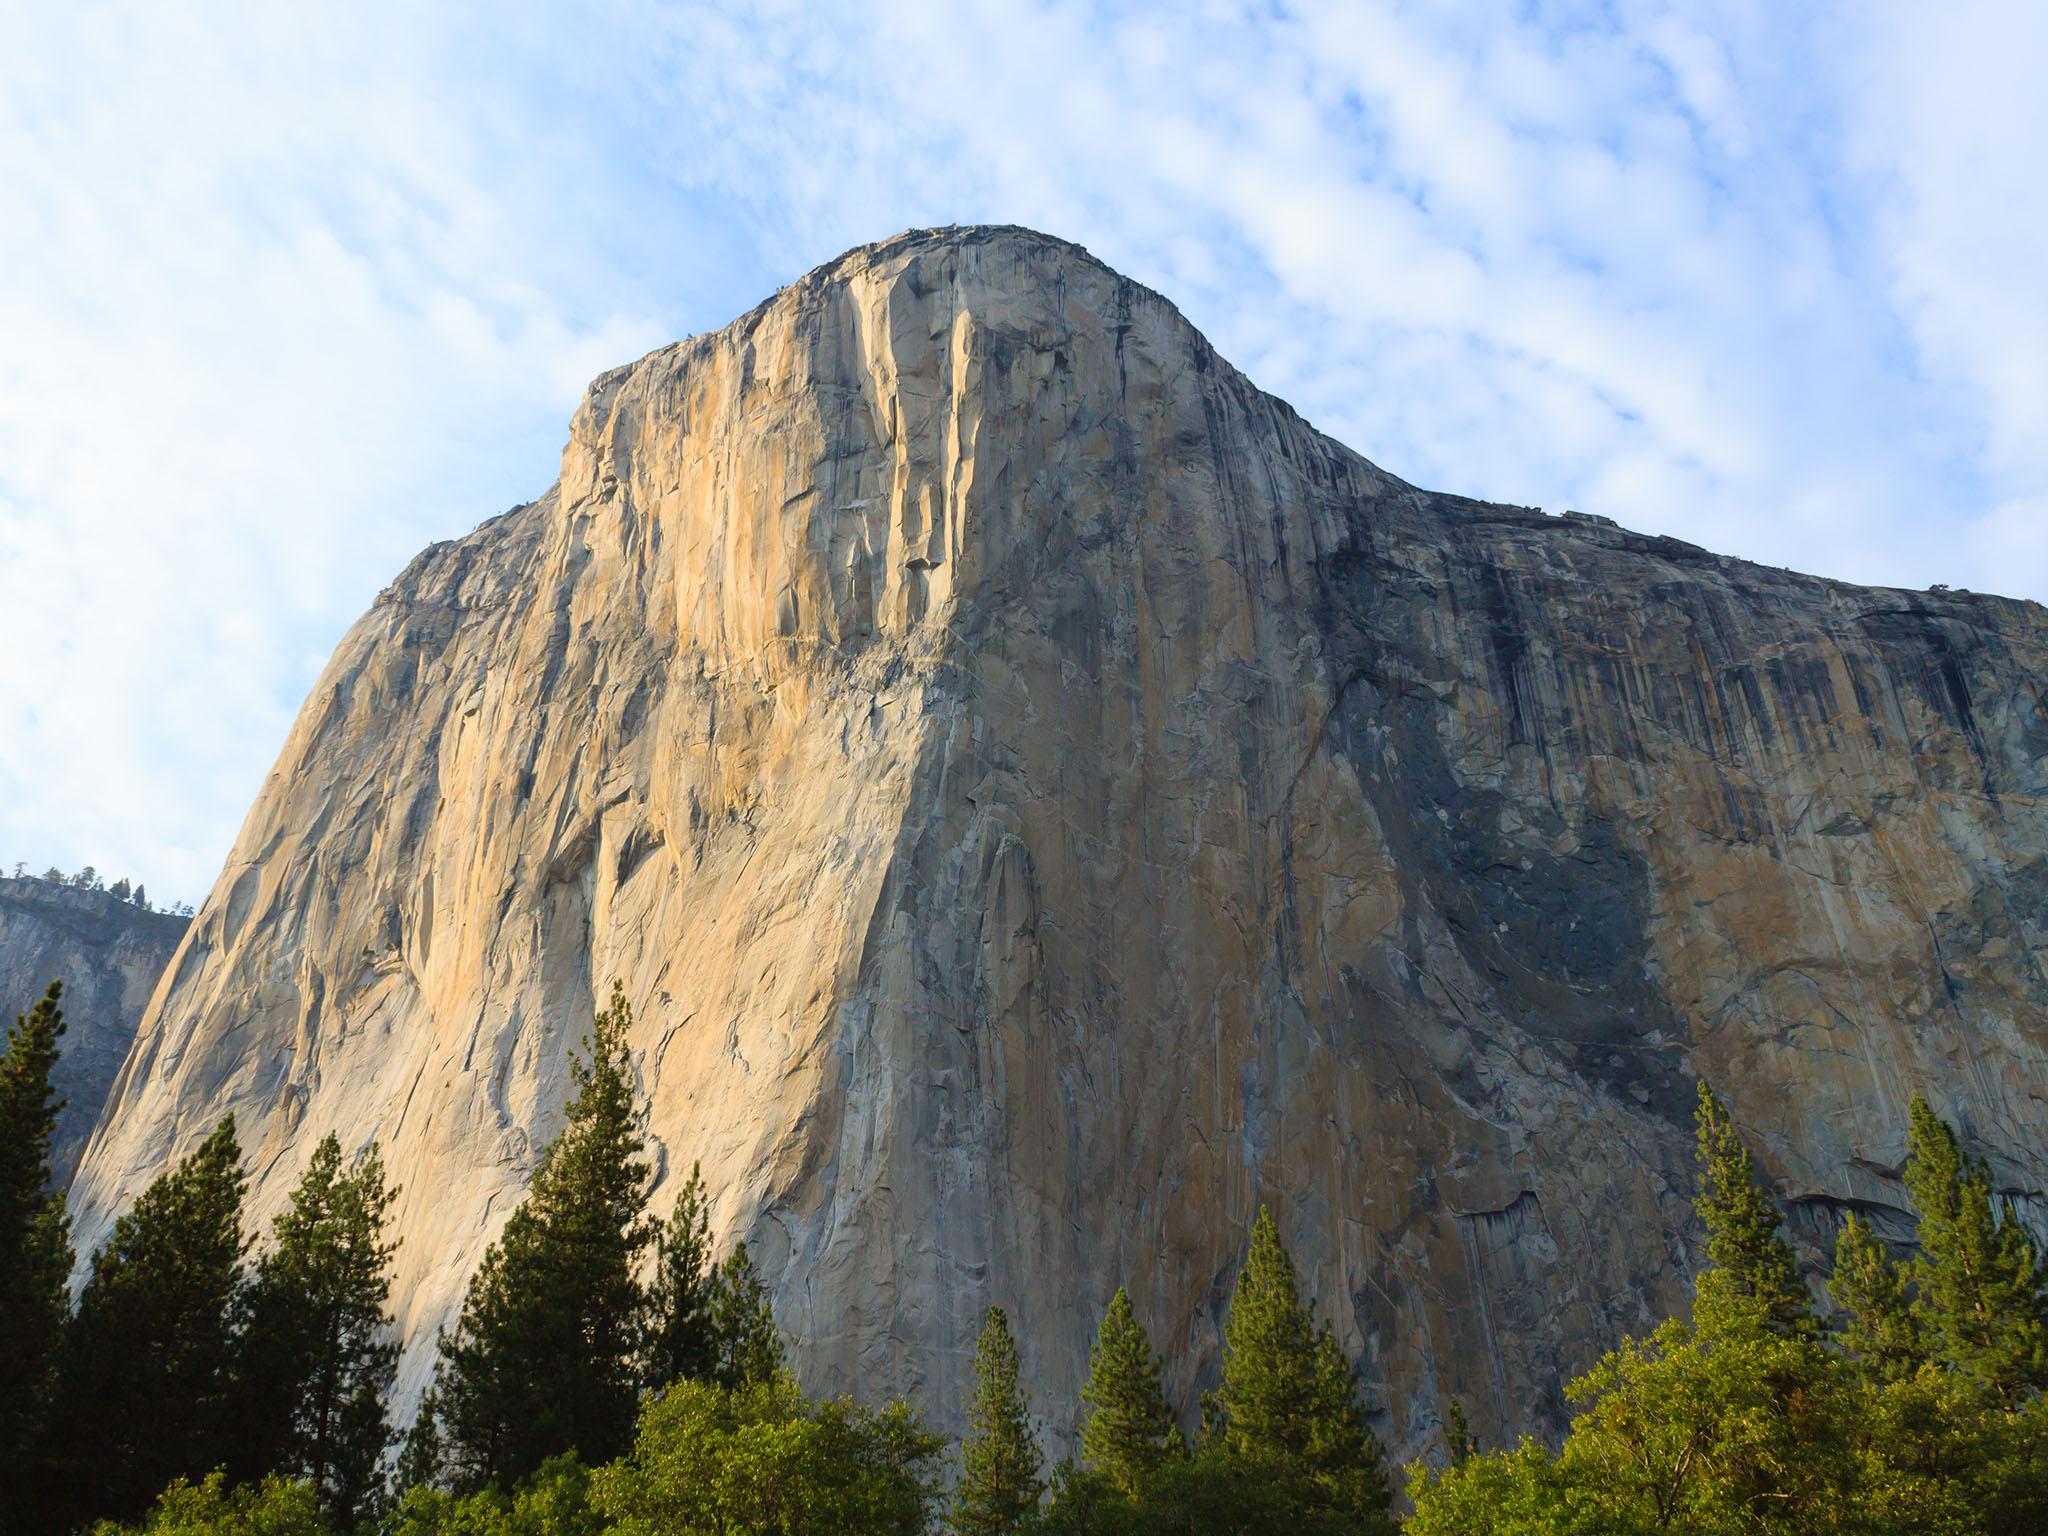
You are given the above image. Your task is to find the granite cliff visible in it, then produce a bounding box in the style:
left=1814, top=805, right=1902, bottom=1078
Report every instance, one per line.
left=70, top=227, right=2048, bottom=1457
left=1, top=876, right=189, bottom=1186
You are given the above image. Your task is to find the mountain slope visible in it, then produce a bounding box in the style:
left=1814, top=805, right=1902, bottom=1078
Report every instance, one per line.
left=71, top=226, right=2048, bottom=1454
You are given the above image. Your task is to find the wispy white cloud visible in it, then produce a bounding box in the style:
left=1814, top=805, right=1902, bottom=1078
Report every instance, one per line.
left=2, top=0, right=2042, bottom=897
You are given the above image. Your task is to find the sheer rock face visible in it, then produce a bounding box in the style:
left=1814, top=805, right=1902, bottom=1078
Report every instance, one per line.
left=0, top=877, right=189, bottom=1186
left=69, top=227, right=2048, bottom=1454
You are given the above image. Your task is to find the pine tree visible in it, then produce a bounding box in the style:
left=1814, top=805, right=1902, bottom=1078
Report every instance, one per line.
left=1903, top=1096, right=2048, bottom=1404
left=1694, top=1082, right=1812, bottom=1336
left=54, top=1115, right=246, bottom=1526
left=645, top=1162, right=715, bottom=1390
left=953, top=1305, right=1043, bottom=1536
left=415, top=982, right=653, bottom=1490
left=0, top=981, right=72, bottom=1536
left=1445, top=1397, right=1474, bottom=1467
left=706, top=1240, right=785, bottom=1389
left=1209, top=1207, right=1393, bottom=1531
left=1829, top=1210, right=1924, bottom=1382
left=234, top=1133, right=400, bottom=1526
left=1078, top=1287, right=1179, bottom=1495
left=394, top=1392, right=446, bottom=1495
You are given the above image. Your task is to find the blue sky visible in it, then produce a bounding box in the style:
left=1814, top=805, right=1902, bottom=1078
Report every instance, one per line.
left=3, top=0, right=2044, bottom=902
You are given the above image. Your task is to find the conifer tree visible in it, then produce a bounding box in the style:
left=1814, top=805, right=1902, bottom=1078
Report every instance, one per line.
left=1829, top=1210, right=1924, bottom=1382
left=0, top=981, right=71, bottom=1536
left=1903, top=1095, right=2048, bottom=1403
left=645, top=1162, right=716, bottom=1390
left=1209, top=1207, right=1392, bottom=1531
left=416, top=982, right=654, bottom=1490
left=953, top=1305, right=1043, bottom=1536
left=706, top=1240, right=786, bottom=1389
left=1078, top=1287, right=1179, bottom=1495
left=1445, top=1397, right=1474, bottom=1468
left=54, top=1115, right=246, bottom=1525
left=1694, top=1082, right=1812, bottom=1336
left=234, top=1133, right=400, bottom=1525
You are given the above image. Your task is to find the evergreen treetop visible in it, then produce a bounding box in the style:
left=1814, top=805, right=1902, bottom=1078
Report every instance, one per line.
left=1078, top=1286, right=1180, bottom=1495
left=0, top=981, right=72, bottom=1536
left=416, top=981, right=655, bottom=1491
left=705, top=1239, right=785, bottom=1390
left=55, top=1115, right=247, bottom=1526
left=1444, top=1397, right=1473, bottom=1468
left=234, top=1132, right=401, bottom=1527
left=1210, top=1207, right=1319, bottom=1459
left=953, top=1305, right=1043, bottom=1536
left=1829, top=1209, right=1924, bottom=1383
left=1209, top=1206, right=1392, bottom=1531
left=0, top=980, right=65, bottom=1242
left=644, top=1162, right=715, bottom=1391
left=1694, top=1081, right=1813, bottom=1337
left=1903, top=1095, right=2048, bottom=1404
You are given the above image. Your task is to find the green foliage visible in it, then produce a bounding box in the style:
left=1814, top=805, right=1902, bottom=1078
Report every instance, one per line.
left=416, top=983, right=654, bottom=1490
left=1830, top=1210, right=1925, bottom=1383
left=1562, top=1272, right=1852, bottom=1528
left=953, top=1306, right=1043, bottom=1536
left=90, top=1471, right=329, bottom=1536
left=1847, top=1367, right=2048, bottom=1535
left=0, top=980, right=72, bottom=1534
left=590, top=1377, right=944, bottom=1536
left=1695, top=1080, right=1813, bottom=1336
left=383, top=1458, right=602, bottom=1536
left=1404, top=1438, right=1578, bottom=1536
left=1078, top=1289, right=1180, bottom=1496
left=1407, top=1264, right=1863, bottom=1532
left=1407, top=1087, right=2048, bottom=1534
left=234, top=1133, right=401, bottom=1527
left=1042, top=1442, right=1327, bottom=1536
left=1902, top=1096, right=2048, bottom=1403
left=66, top=1071, right=2048, bottom=1536
left=705, top=1240, right=785, bottom=1390
left=1037, top=1463, right=1120, bottom=1536
left=1208, top=1207, right=1392, bottom=1532
left=1444, top=1396, right=1473, bottom=1468
left=643, top=1164, right=714, bottom=1391
left=56, top=1115, right=247, bottom=1526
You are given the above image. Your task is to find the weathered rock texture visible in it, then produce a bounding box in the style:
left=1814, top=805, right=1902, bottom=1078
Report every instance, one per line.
left=71, top=227, right=2048, bottom=1457
left=0, top=876, right=189, bottom=1186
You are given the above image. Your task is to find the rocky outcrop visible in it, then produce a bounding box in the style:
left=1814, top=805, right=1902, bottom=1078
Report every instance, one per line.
left=70, top=227, right=2048, bottom=1458
left=0, top=877, right=189, bottom=1185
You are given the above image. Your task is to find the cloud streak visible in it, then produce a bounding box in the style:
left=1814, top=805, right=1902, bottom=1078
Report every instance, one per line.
left=2, top=0, right=2042, bottom=897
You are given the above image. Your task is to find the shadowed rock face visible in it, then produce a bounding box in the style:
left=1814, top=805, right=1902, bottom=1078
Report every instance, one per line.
left=68, top=227, right=2048, bottom=1457
left=0, top=877, right=189, bottom=1186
